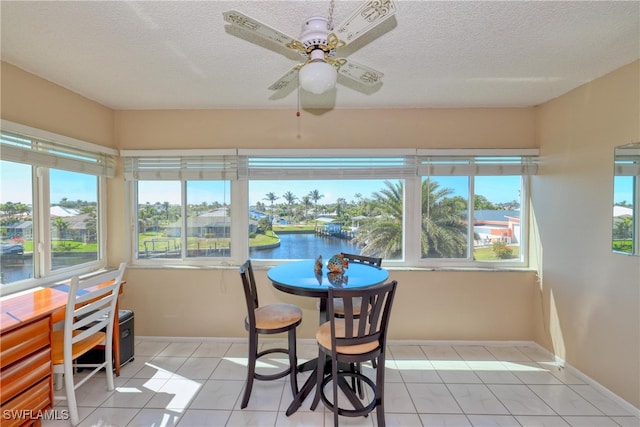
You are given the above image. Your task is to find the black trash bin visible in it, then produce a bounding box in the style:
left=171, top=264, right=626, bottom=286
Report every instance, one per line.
left=78, top=309, right=135, bottom=368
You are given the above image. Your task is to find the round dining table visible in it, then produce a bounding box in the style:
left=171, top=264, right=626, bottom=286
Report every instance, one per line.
left=267, top=259, right=389, bottom=416
left=268, top=259, right=389, bottom=300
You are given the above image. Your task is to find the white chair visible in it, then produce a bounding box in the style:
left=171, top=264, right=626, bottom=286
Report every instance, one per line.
left=51, top=262, right=127, bottom=426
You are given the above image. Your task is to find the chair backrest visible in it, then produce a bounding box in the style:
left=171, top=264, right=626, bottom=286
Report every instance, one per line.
left=239, top=260, right=259, bottom=327
left=340, top=252, right=383, bottom=267
left=62, top=263, right=127, bottom=361
left=327, top=280, right=397, bottom=352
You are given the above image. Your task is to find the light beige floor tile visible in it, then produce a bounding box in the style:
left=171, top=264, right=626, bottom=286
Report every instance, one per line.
left=174, top=357, right=221, bottom=380
left=561, top=416, right=621, bottom=426
left=466, top=414, right=521, bottom=426
left=275, top=410, right=325, bottom=426
left=175, top=409, right=231, bottom=427
left=225, top=409, right=279, bottom=426
left=126, top=408, right=181, bottom=426
left=448, top=384, right=509, bottom=415
left=77, top=407, right=139, bottom=427
left=570, top=384, right=636, bottom=416
left=135, top=356, right=188, bottom=379
left=453, top=346, right=497, bottom=361
left=101, top=377, right=166, bottom=408
left=611, top=416, right=640, bottom=427
left=514, top=415, right=571, bottom=426
left=484, top=345, right=533, bottom=362
left=528, top=384, right=603, bottom=416
left=188, top=379, right=244, bottom=410
left=191, top=341, right=232, bottom=357
left=135, top=340, right=170, bottom=357
left=488, top=384, right=556, bottom=416
left=419, top=413, right=472, bottom=426
left=157, top=342, right=200, bottom=357
left=406, top=383, right=462, bottom=413
left=421, top=344, right=463, bottom=361
left=144, top=378, right=205, bottom=410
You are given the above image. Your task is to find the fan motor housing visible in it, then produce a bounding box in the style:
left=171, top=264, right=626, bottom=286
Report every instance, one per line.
left=299, top=16, right=335, bottom=56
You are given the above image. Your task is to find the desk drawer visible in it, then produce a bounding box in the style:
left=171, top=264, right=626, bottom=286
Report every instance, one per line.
left=0, top=318, right=49, bottom=369
left=0, top=347, right=51, bottom=405
left=0, top=377, right=51, bottom=427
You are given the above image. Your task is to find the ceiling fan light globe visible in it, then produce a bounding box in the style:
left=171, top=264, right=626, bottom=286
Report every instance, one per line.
left=299, top=61, right=337, bottom=95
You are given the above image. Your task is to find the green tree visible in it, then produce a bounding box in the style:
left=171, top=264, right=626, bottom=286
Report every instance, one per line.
left=53, top=217, right=70, bottom=248
left=421, top=178, right=467, bottom=258
left=263, top=192, right=279, bottom=222
left=353, top=181, right=403, bottom=258
left=282, top=191, right=297, bottom=222
left=474, top=194, right=499, bottom=210
left=308, top=189, right=324, bottom=218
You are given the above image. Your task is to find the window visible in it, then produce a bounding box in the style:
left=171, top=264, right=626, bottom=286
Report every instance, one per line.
left=0, top=121, right=116, bottom=295
left=123, top=151, right=236, bottom=263
left=417, top=151, right=537, bottom=266
left=125, top=148, right=537, bottom=268
left=242, top=151, right=415, bottom=262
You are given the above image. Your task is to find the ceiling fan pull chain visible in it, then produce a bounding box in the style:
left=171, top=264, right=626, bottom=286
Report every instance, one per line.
left=327, top=0, right=335, bottom=30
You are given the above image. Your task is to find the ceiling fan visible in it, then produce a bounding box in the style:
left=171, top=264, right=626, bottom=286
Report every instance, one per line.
left=222, top=0, right=398, bottom=95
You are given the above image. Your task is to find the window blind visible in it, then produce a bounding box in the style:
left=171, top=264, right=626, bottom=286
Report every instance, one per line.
left=614, top=147, right=640, bottom=176
left=238, top=151, right=416, bottom=180
left=122, top=151, right=238, bottom=180
left=0, top=131, right=116, bottom=177
left=417, top=150, right=538, bottom=176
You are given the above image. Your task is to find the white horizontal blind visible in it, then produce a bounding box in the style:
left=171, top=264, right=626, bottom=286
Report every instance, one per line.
left=418, top=155, right=538, bottom=176
left=0, top=131, right=116, bottom=177
left=614, top=149, right=640, bottom=176
left=123, top=154, right=238, bottom=180
left=239, top=155, right=416, bottom=180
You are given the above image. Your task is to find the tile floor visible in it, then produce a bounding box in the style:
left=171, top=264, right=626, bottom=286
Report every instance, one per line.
left=43, top=338, right=639, bottom=427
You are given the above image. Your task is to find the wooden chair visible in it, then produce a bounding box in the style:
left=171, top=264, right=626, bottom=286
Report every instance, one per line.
left=51, top=262, right=127, bottom=426
left=239, top=260, right=303, bottom=409
left=311, top=280, right=397, bottom=427
left=333, top=253, right=383, bottom=318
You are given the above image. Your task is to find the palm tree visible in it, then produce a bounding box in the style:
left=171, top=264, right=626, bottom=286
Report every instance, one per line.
left=263, top=192, right=279, bottom=223
left=421, top=178, right=467, bottom=258
left=282, top=191, right=297, bottom=222
left=354, top=179, right=467, bottom=259
left=308, top=189, right=324, bottom=219
left=301, top=195, right=312, bottom=222
left=53, top=217, right=70, bottom=249
left=353, top=181, right=403, bottom=258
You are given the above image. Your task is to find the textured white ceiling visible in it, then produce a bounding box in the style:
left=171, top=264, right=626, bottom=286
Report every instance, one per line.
left=1, top=1, right=638, bottom=110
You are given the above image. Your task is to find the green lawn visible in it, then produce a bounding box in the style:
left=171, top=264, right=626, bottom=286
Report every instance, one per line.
left=473, top=245, right=520, bottom=260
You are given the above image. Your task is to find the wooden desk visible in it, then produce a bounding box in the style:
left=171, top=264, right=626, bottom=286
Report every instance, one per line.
left=0, top=283, right=124, bottom=427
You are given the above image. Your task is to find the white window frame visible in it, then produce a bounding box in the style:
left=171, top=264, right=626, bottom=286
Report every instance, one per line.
left=0, top=120, right=116, bottom=296
left=123, top=148, right=538, bottom=270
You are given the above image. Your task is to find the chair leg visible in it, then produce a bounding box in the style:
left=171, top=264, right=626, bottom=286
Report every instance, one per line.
left=375, top=354, right=386, bottom=427
left=288, top=328, right=299, bottom=397
left=63, top=365, right=79, bottom=426
left=331, top=356, right=339, bottom=427
left=241, top=332, right=258, bottom=409
left=310, top=348, right=325, bottom=410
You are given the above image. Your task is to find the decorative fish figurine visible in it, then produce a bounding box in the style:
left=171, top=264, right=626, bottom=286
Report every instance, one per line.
left=327, top=271, right=348, bottom=287
left=326, top=253, right=349, bottom=273
left=314, top=255, right=323, bottom=273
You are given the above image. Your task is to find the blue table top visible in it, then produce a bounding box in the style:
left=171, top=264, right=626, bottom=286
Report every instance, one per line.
left=268, top=259, right=389, bottom=298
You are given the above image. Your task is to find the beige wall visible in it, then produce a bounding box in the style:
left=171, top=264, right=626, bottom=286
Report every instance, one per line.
left=531, top=60, right=640, bottom=408
left=0, top=62, right=114, bottom=148
left=2, top=60, right=639, bottom=407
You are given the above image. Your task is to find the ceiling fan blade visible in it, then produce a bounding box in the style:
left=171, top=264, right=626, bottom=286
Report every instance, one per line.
left=223, top=10, right=303, bottom=53
left=333, top=0, right=398, bottom=46
left=268, top=66, right=300, bottom=91
left=337, top=59, right=384, bottom=86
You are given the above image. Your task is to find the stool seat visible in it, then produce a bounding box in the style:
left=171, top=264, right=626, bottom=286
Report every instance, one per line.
left=253, top=303, right=302, bottom=330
